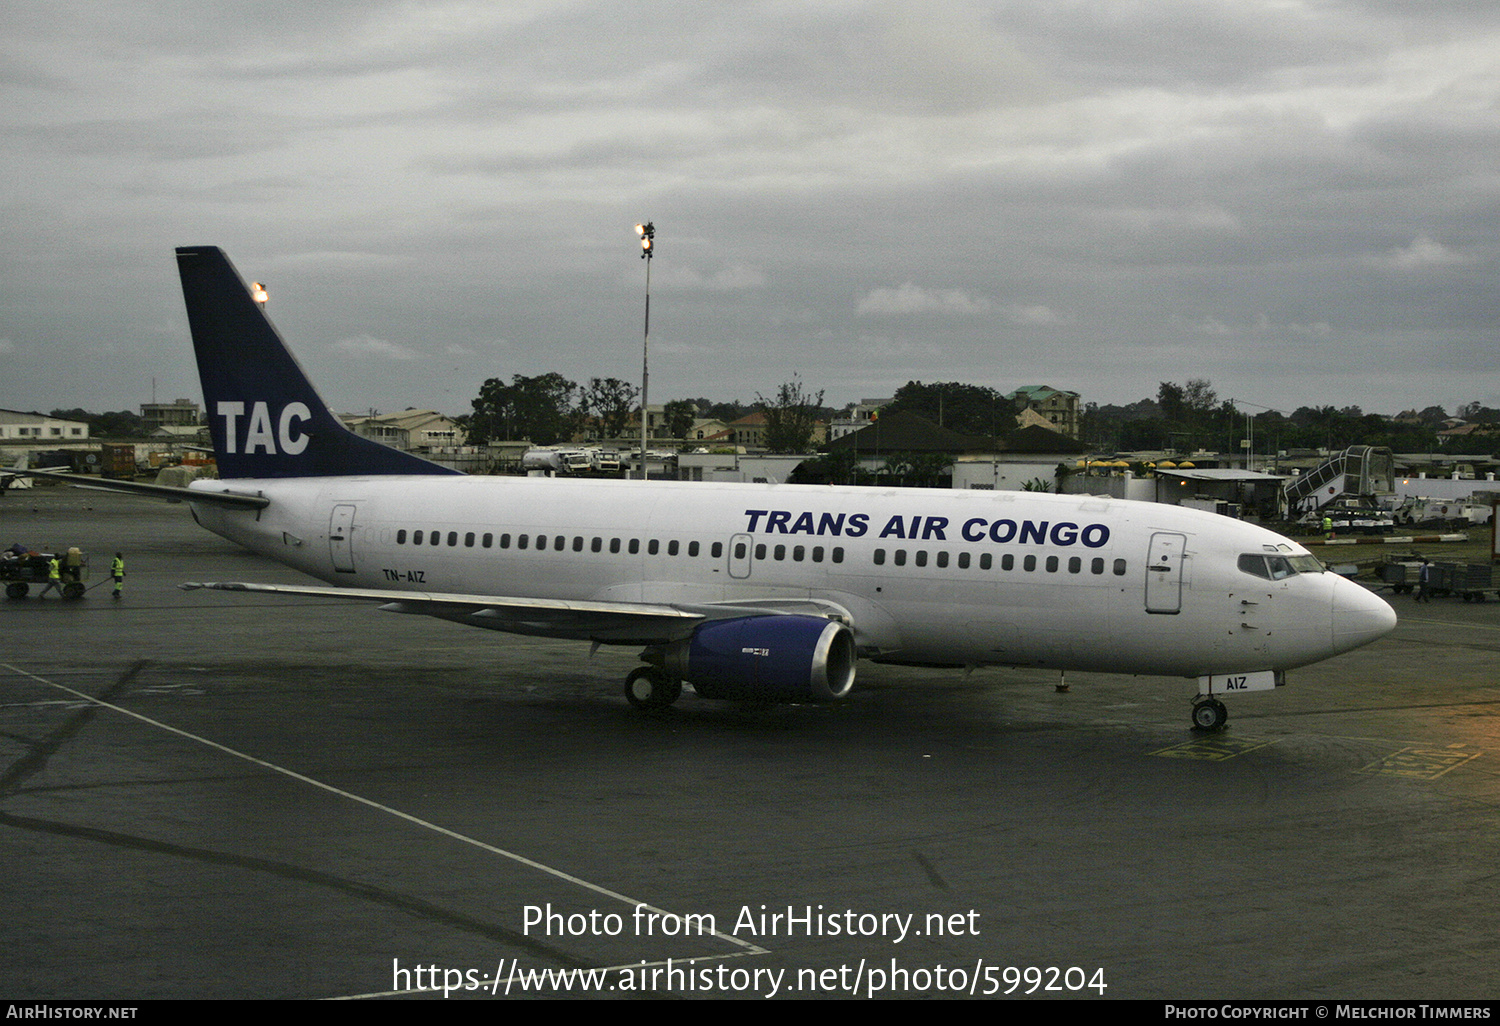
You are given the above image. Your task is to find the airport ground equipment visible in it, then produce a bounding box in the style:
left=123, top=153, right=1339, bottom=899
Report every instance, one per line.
left=2, top=550, right=89, bottom=600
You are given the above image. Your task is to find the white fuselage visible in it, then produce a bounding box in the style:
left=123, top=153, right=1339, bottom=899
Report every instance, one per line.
left=189, top=475, right=1396, bottom=678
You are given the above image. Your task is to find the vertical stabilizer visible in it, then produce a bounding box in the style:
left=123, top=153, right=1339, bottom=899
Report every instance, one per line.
left=176, top=246, right=460, bottom=479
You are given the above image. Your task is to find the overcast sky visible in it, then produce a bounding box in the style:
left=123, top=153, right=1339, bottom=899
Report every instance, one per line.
left=3, top=1, right=1497, bottom=423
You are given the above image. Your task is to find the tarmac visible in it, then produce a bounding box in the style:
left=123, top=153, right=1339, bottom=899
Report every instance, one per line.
left=1, top=487, right=1497, bottom=1000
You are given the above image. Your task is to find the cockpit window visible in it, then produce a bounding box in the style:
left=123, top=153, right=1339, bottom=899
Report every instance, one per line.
left=1238, top=554, right=1272, bottom=579
left=1239, top=553, right=1325, bottom=579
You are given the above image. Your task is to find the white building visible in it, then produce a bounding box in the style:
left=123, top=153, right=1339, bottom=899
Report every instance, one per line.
left=0, top=409, right=89, bottom=443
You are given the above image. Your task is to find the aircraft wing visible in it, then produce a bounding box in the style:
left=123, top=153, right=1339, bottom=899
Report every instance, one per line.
left=7, top=469, right=269, bottom=509
left=180, top=582, right=853, bottom=645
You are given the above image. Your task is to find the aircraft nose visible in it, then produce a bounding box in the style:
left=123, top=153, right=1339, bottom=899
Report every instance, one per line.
left=1331, top=578, right=1398, bottom=654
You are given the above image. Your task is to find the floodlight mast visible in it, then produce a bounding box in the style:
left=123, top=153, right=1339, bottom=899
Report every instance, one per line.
left=634, top=222, right=654, bottom=480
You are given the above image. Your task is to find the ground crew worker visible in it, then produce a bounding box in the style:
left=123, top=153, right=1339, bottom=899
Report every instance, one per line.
left=111, top=552, right=125, bottom=600
left=1322, top=515, right=1333, bottom=541
left=38, top=555, right=63, bottom=599
left=1415, top=559, right=1431, bottom=603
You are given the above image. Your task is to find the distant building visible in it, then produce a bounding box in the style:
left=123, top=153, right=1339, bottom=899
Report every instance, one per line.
left=687, top=418, right=730, bottom=442
left=141, top=399, right=201, bottom=433
left=1006, top=385, right=1081, bottom=439
left=0, top=409, right=89, bottom=442
left=727, top=411, right=767, bottom=449
left=829, top=398, right=892, bottom=440
left=343, top=410, right=465, bottom=450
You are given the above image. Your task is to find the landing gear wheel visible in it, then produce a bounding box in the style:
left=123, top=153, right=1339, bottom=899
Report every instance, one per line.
left=624, top=667, right=682, bottom=711
left=1191, top=698, right=1228, bottom=731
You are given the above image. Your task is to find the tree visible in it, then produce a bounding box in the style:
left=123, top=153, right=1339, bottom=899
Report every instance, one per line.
left=1183, top=379, right=1217, bottom=421
left=662, top=399, right=696, bottom=440
left=583, top=377, right=638, bottom=438
left=1157, top=381, right=1186, bottom=424
left=885, top=381, right=1014, bottom=439
left=756, top=376, right=825, bottom=453
left=468, top=372, right=580, bottom=446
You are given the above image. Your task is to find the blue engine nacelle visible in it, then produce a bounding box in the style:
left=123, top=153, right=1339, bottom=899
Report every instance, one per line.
left=659, top=615, right=856, bottom=703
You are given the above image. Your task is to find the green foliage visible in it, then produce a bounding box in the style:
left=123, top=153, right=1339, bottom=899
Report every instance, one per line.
left=582, top=377, right=638, bottom=438
left=49, top=408, right=146, bottom=438
left=662, top=399, right=697, bottom=440
left=884, top=381, right=1014, bottom=439
left=468, top=372, right=580, bottom=446
left=756, top=375, right=825, bottom=454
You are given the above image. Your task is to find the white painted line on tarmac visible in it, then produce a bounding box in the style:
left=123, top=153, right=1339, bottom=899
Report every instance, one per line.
left=1, top=662, right=769, bottom=976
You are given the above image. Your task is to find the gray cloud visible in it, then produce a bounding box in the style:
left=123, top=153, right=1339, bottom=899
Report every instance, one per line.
left=1, top=0, right=1497, bottom=420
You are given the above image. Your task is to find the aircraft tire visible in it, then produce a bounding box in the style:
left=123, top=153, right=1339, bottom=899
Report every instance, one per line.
left=1192, top=698, right=1227, bottom=731
left=624, top=667, right=682, bottom=711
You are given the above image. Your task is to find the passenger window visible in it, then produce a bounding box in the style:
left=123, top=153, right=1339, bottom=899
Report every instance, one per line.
left=610, top=538, right=621, bottom=554
left=1024, top=555, right=1037, bottom=572
left=832, top=547, right=844, bottom=563
left=980, top=553, right=992, bottom=570
left=711, top=542, right=723, bottom=558
left=688, top=541, right=700, bottom=557
left=773, top=544, right=786, bottom=561
left=958, top=552, right=970, bottom=569
left=1113, top=559, right=1127, bottom=576
left=555, top=536, right=566, bottom=551
left=811, top=546, right=824, bottom=562
left=629, top=539, right=640, bottom=555
left=499, top=533, right=511, bottom=549
left=1068, top=556, right=1081, bottom=573
left=793, top=545, right=805, bottom=561
left=1045, top=555, right=1058, bottom=573
left=1001, top=554, right=1014, bottom=571
left=592, top=537, right=602, bottom=553
left=397, top=530, right=407, bottom=544
left=483, top=533, right=493, bottom=548
left=572, top=536, right=583, bottom=552
left=518, top=535, right=529, bottom=550
left=648, top=539, right=659, bottom=555
left=668, top=540, right=679, bottom=556
left=936, top=551, right=949, bottom=568
left=914, top=551, right=927, bottom=567
left=448, top=531, right=458, bottom=546
left=874, top=549, right=886, bottom=566
left=413, top=530, right=423, bottom=544
left=465, top=532, right=475, bottom=547
left=1091, top=557, right=1104, bottom=574
left=894, top=550, right=907, bottom=566
left=754, top=544, right=766, bottom=560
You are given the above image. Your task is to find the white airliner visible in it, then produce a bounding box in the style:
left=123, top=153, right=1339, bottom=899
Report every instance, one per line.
left=58, top=247, right=1406, bottom=729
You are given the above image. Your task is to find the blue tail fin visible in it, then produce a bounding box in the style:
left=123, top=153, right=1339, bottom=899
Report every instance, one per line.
left=176, top=246, right=460, bottom=479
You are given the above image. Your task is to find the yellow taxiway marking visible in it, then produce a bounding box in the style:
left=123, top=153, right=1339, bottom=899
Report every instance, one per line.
left=1150, top=735, right=1278, bottom=761
left=1358, top=742, right=1483, bottom=780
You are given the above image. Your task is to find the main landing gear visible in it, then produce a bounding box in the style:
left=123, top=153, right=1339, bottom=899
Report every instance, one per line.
left=624, top=667, right=683, bottom=711
left=1191, top=697, right=1228, bottom=732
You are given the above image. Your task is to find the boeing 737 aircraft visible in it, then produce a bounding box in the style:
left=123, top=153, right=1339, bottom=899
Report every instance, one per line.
left=50, top=247, right=1404, bottom=729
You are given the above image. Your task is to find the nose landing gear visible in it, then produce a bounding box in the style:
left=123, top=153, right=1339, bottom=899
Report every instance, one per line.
left=1191, top=697, right=1228, bottom=731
